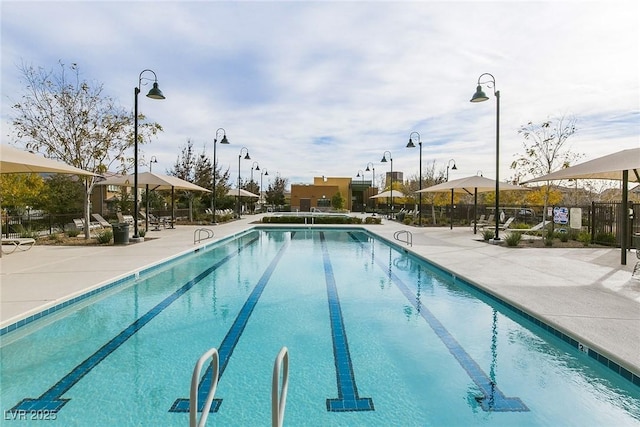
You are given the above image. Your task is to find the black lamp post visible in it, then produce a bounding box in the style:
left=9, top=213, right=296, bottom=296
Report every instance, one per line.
left=260, top=169, right=268, bottom=208
left=356, top=170, right=365, bottom=213
left=406, top=132, right=423, bottom=226
left=471, top=72, right=500, bottom=240
left=446, top=159, right=457, bottom=229
left=365, top=162, right=375, bottom=214
left=380, top=151, right=393, bottom=219
left=212, top=128, right=229, bottom=224
left=237, top=147, right=250, bottom=218
left=133, top=69, right=164, bottom=240
left=251, top=162, right=260, bottom=213
left=144, top=156, right=158, bottom=232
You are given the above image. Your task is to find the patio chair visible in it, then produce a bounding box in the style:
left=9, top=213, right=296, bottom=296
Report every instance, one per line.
left=92, top=213, right=113, bottom=228
left=1, top=237, right=35, bottom=254
left=140, top=211, right=163, bottom=231
left=482, top=216, right=515, bottom=231
left=73, top=218, right=101, bottom=231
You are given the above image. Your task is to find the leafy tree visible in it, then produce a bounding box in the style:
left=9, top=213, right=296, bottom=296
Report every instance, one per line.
left=169, top=140, right=200, bottom=220
left=331, top=191, right=345, bottom=210
left=511, top=115, right=581, bottom=229
left=266, top=176, right=287, bottom=207
left=10, top=61, right=162, bottom=238
left=0, top=174, right=45, bottom=213
left=41, top=175, right=84, bottom=215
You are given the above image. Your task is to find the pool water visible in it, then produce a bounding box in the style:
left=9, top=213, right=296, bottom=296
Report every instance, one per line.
left=1, top=229, right=639, bottom=426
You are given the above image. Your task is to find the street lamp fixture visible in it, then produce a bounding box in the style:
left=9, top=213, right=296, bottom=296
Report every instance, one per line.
left=406, top=131, right=423, bottom=226
left=260, top=169, right=269, bottom=207
left=237, top=147, right=250, bottom=218
left=380, top=150, right=393, bottom=219
left=356, top=170, right=365, bottom=214
left=446, top=159, right=457, bottom=229
left=251, top=161, right=260, bottom=214
left=145, top=155, right=158, bottom=232
left=149, top=156, right=158, bottom=172
left=471, top=72, right=500, bottom=240
left=365, top=162, right=375, bottom=214
left=212, top=128, right=230, bottom=224
left=133, top=69, right=165, bottom=240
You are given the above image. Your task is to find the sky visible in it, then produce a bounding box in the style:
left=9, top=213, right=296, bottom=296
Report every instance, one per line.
left=1, top=1, right=638, bottom=190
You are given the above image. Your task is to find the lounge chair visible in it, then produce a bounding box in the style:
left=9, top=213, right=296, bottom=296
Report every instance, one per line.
left=73, top=218, right=101, bottom=231
left=1, top=237, right=35, bottom=254
left=92, top=213, right=113, bottom=228
left=140, top=211, right=163, bottom=231
left=482, top=216, right=515, bottom=231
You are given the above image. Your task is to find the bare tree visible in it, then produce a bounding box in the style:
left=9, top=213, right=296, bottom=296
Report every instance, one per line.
left=10, top=61, right=162, bottom=238
left=511, top=115, right=581, bottom=229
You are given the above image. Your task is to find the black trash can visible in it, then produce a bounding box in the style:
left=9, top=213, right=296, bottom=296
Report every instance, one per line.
left=113, top=223, right=130, bottom=245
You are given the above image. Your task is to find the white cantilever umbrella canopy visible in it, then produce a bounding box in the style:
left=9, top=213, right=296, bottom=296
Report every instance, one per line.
left=227, top=188, right=259, bottom=198
left=370, top=190, right=405, bottom=199
left=1, top=144, right=96, bottom=176
left=417, top=175, right=528, bottom=194
left=523, top=148, right=640, bottom=183
left=523, top=147, right=640, bottom=265
left=97, top=172, right=211, bottom=192
left=1, top=144, right=96, bottom=257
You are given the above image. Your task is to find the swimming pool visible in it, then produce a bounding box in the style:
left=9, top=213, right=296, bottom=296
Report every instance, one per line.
left=2, top=228, right=639, bottom=426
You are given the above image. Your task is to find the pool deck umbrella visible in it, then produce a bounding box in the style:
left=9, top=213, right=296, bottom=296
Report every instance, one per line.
left=1, top=144, right=97, bottom=175
left=1, top=144, right=96, bottom=257
left=227, top=188, right=259, bottom=198
left=523, top=147, right=640, bottom=265
left=370, top=190, right=406, bottom=199
left=97, top=172, right=211, bottom=229
left=417, top=175, right=529, bottom=233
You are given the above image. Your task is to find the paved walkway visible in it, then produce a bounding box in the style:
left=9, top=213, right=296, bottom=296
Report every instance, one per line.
left=1, top=215, right=639, bottom=377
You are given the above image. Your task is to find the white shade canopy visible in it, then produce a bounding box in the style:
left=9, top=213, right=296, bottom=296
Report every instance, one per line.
left=370, top=190, right=405, bottom=199
left=97, top=172, right=211, bottom=192
left=1, top=144, right=96, bottom=176
left=417, top=175, right=529, bottom=194
left=523, top=147, right=640, bottom=183
left=227, top=188, right=259, bottom=198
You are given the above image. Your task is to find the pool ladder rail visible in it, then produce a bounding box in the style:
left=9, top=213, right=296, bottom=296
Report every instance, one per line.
left=394, top=230, right=412, bottom=246
left=189, top=346, right=289, bottom=427
left=194, top=228, right=215, bottom=245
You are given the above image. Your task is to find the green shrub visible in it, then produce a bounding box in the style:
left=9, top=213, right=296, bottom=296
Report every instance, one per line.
left=96, top=230, right=113, bottom=244
left=67, top=229, right=80, bottom=237
left=403, top=218, right=412, bottom=225
left=595, top=232, right=616, bottom=246
left=577, top=231, right=591, bottom=246
left=364, top=216, right=381, bottom=224
left=48, top=233, right=64, bottom=243
left=482, top=230, right=494, bottom=241
left=558, top=231, right=569, bottom=242
left=511, top=222, right=530, bottom=230
left=504, top=232, right=522, bottom=247
left=138, top=229, right=146, bottom=237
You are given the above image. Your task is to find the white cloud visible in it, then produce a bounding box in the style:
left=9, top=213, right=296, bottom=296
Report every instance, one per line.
left=2, top=1, right=638, bottom=189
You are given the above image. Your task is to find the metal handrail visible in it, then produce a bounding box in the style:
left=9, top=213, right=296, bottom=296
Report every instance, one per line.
left=194, top=228, right=214, bottom=245
left=272, top=347, right=289, bottom=427
left=190, top=348, right=219, bottom=427
left=394, top=230, right=412, bottom=247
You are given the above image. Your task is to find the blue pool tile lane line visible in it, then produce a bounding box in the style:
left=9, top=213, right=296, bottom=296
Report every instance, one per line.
left=348, top=232, right=528, bottom=412
left=9, top=235, right=260, bottom=415
left=170, top=233, right=293, bottom=414
left=320, top=232, right=375, bottom=412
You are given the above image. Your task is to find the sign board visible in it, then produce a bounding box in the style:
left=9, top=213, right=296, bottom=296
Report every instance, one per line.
left=570, top=208, right=582, bottom=229
left=553, top=207, right=569, bottom=225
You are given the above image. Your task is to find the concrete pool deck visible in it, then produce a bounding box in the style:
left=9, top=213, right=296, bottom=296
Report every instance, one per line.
left=1, top=214, right=639, bottom=378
